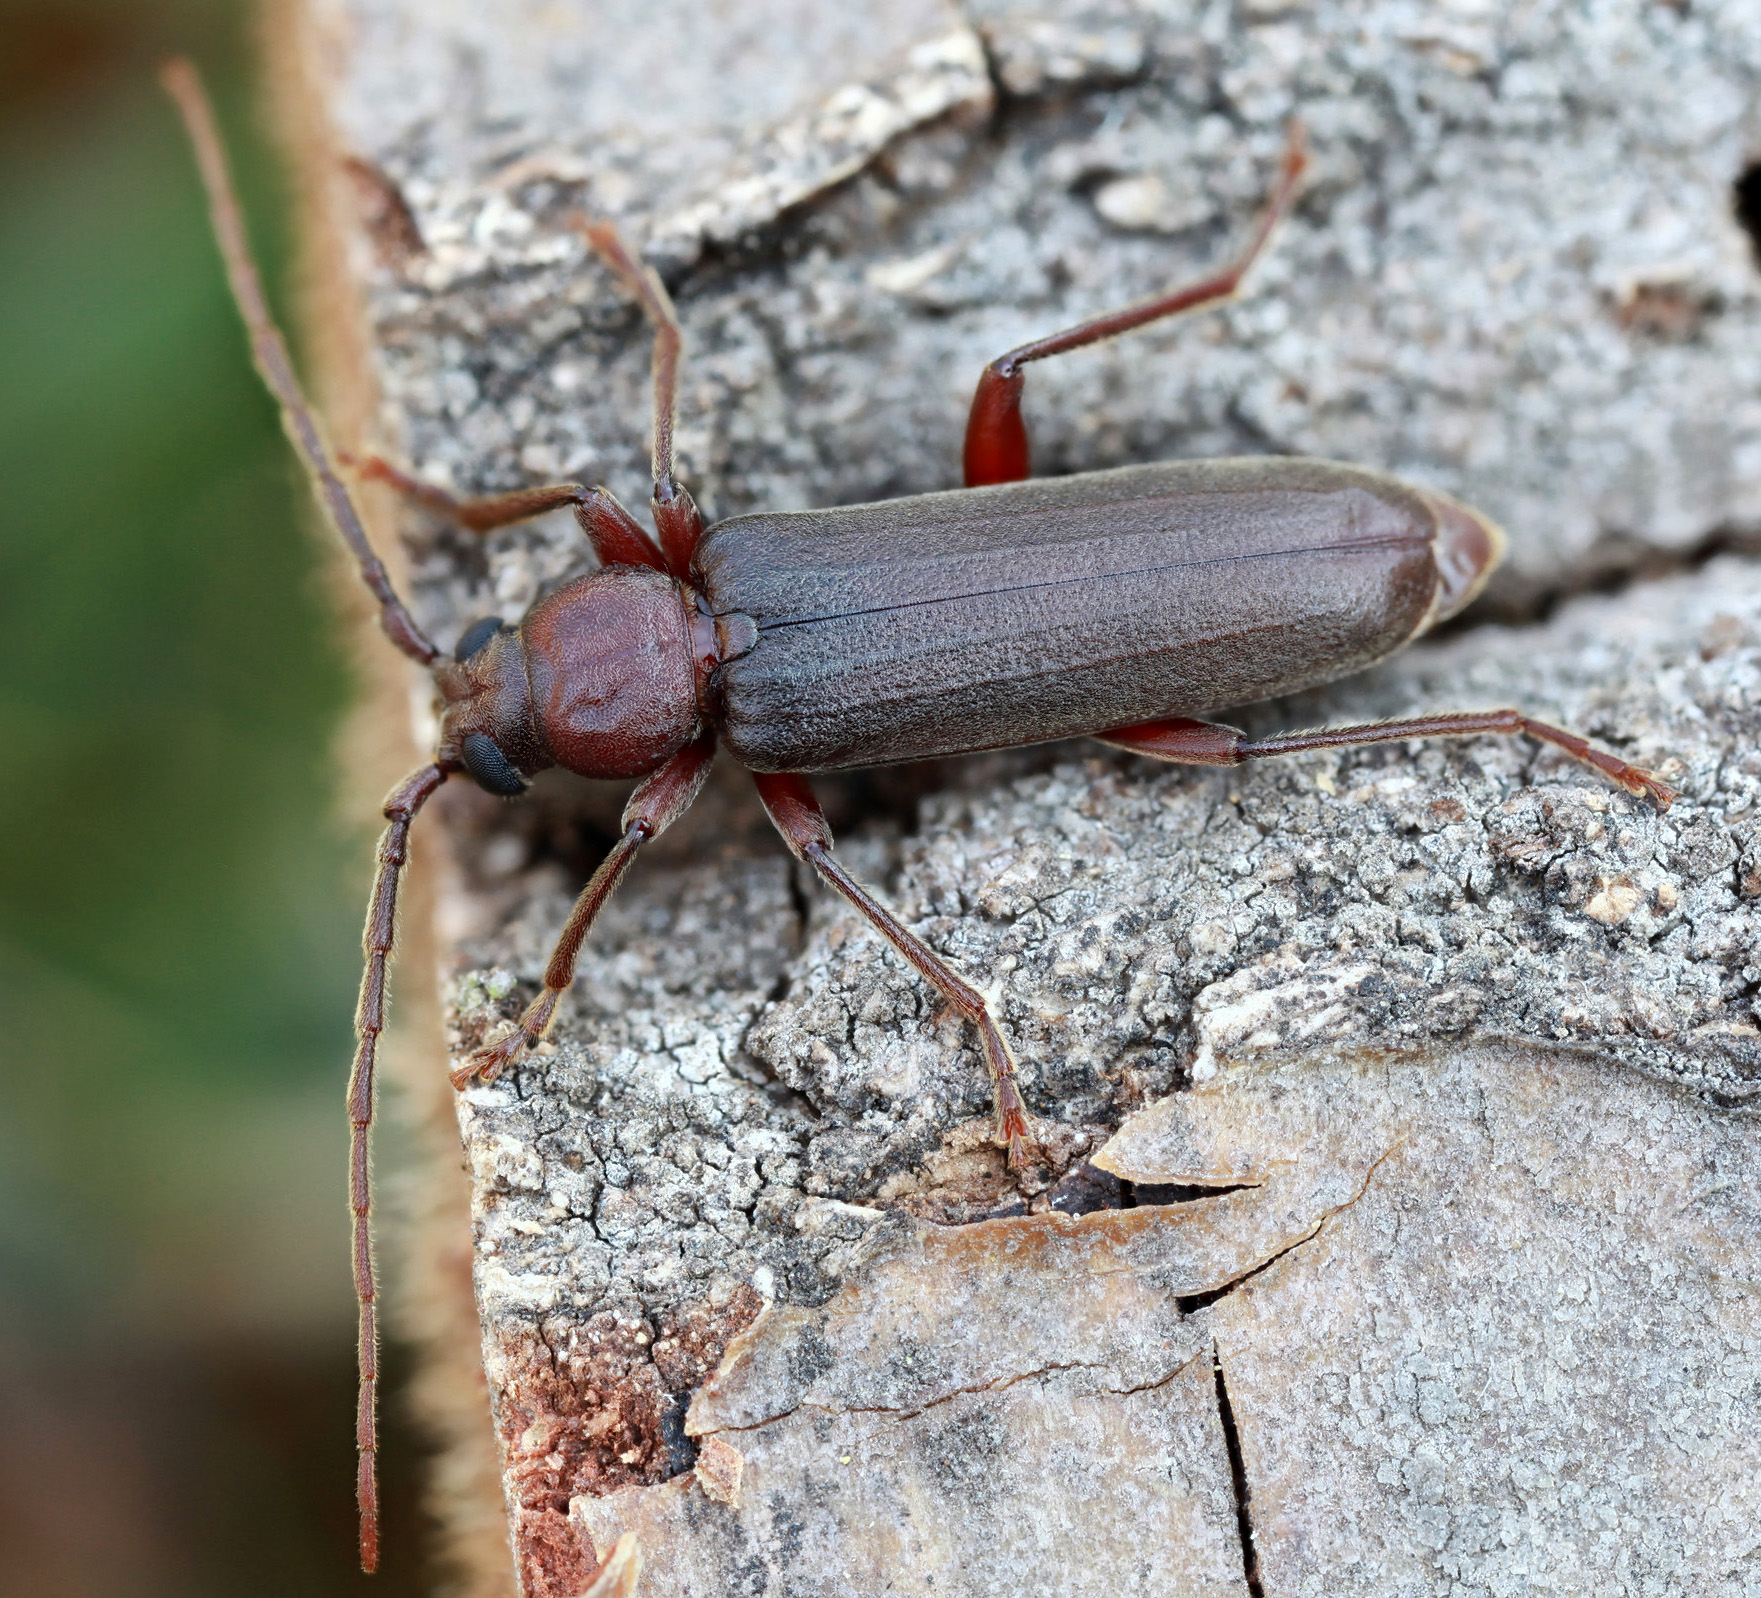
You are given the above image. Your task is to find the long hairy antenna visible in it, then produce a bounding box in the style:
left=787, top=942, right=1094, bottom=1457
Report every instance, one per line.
left=161, top=56, right=453, bottom=1572
left=350, top=762, right=448, bottom=1570
left=159, top=57, right=440, bottom=665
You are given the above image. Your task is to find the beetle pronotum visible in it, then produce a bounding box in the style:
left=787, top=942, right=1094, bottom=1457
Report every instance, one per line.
left=161, top=58, right=1674, bottom=1570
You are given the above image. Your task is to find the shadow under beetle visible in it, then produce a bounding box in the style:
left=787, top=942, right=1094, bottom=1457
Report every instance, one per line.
left=162, top=59, right=1676, bottom=1571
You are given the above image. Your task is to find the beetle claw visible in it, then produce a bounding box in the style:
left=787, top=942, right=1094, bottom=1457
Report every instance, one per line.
left=451, top=1027, right=531, bottom=1089
left=1631, top=770, right=1678, bottom=811
left=997, top=1106, right=1037, bottom=1170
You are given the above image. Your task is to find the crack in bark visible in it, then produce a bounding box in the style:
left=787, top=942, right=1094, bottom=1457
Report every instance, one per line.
left=700, top=1346, right=1212, bottom=1439
left=1183, top=1146, right=1404, bottom=1594
left=696, top=1146, right=1400, bottom=1450
left=1213, top=1344, right=1265, bottom=1598
left=1175, top=1142, right=1401, bottom=1314
left=1176, top=1162, right=1380, bottom=1310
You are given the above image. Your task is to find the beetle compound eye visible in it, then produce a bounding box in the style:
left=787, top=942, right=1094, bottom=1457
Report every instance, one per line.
left=461, top=731, right=528, bottom=796
left=455, top=615, right=504, bottom=662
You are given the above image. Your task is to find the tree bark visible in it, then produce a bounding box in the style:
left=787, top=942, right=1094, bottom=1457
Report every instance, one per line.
left=283, top=0, right=1761, bottom=1592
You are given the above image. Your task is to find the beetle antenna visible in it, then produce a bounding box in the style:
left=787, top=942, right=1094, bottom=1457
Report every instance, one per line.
left=160, top=58, right=441, bottom=665
left=350, top=761, right=448, bottom=1571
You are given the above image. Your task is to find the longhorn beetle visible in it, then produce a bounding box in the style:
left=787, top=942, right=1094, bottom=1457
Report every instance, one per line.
left=161, top=59, right=1675, bottom=1571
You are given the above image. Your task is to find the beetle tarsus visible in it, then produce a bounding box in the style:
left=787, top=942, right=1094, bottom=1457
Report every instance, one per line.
left=453, top=1031, right=524, bottom=1089
left=976, top=1015, right=1036, bottom=1168
left=454, top=1013, right=547, bottom=1089
left=993, top=1086, right=1036, bottom=1169
left=1633, top=772, right=1677, bottom=810
left=1582, top=752, right=1676, bottom=810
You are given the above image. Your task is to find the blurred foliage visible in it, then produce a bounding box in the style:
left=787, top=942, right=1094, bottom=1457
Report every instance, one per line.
left=0, top=0, right=357, bottom=1341
left=0, top=1, right=428, bottom=1591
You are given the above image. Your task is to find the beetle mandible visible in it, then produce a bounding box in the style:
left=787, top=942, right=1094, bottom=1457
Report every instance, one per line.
left=162, top=59, right=1675, bottom=1571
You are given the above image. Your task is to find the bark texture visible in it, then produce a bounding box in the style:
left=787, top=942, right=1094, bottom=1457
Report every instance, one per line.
left=288, top=0, right=1761, bottom=1592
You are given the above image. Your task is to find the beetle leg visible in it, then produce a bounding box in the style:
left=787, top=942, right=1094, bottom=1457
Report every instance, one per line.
left=454, top=733, right=717, bottom=1088
left=1098, top=710, right=1676, bottom=808
left=753, top=772, right=1035, bottom=1167
left=1093, top=716, right=1249, bottom=765
left=162, top=60, right=442, bottom=667
left=349, top=455, right=668, bottom=572
left=962, top=124, right=1307, bottom=487
left=569, top=219, right=706, bottom=579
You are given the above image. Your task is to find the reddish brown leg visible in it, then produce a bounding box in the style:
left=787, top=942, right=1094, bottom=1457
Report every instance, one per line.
left=753, top=772, right=1034, bottom=1166
left=455, top=733, right=717, bottom=1087
left=161, top=60, right=441, bottom=665
left=349, top=761, right=448, bottom=1570
left=1097, top=711, right=1676, bottom=808
left=963, top=124, right=1308, bottom=487
left=351, top=454, right=667, bottom=572
left=570, top=219, right=705, bottom=577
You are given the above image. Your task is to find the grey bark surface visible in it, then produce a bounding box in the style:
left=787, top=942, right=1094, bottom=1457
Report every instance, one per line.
left=295, top=0, right=1761, bottom=1592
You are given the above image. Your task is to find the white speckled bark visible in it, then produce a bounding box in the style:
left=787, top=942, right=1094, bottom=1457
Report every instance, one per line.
left=290, top=0, right=1761, bottom=1591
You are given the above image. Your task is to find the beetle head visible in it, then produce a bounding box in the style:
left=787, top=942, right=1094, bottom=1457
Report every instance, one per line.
left=432, top=619, right=550, bottom=796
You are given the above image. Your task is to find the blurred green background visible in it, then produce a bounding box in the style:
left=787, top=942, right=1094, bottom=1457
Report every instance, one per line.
left=0, top=1, right=428, bottom=1590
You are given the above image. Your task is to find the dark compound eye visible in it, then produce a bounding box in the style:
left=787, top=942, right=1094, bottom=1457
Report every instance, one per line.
left=460, top=731, right=527, bottom=797
left=454, top=615, right=504, bottom=662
